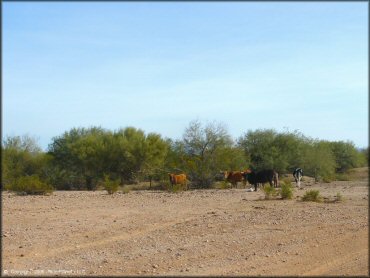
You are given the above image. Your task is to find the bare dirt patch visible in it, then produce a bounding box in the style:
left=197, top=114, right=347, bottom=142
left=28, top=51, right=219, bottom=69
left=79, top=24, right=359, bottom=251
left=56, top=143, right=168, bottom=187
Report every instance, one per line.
left=2, top=178, right=368, bottom=276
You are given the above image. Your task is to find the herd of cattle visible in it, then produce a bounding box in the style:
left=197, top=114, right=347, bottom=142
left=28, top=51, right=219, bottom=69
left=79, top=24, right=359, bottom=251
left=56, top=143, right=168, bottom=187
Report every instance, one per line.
left=169, top=168, right=303, bottom=191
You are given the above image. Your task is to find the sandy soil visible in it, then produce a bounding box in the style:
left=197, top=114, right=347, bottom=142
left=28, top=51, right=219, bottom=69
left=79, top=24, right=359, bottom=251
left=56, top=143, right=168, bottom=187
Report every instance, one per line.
left=2, top=178, right=368, bottom=276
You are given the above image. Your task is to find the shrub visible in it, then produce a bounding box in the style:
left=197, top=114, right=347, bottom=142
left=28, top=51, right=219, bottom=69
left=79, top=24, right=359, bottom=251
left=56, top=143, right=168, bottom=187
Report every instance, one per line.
left=122, top=186, right=131, bottom=194
left=335, top=173, right=350, bottom=181
left=335, top=192, right=344, bottom=202
left=280, top=182, right=293, bottom=199
left=167, top=183, right=186, bottom=193
left=263, top=184, right=277, bottom=200
left=219, top=181, right=232, bottom=190
left=103, top=175, right=120, bottom=194
left=281, top=177, right=293, bottom=185
left=302, top=190, right=322, bottom=202
left=9, top=175, right=53, bottom=195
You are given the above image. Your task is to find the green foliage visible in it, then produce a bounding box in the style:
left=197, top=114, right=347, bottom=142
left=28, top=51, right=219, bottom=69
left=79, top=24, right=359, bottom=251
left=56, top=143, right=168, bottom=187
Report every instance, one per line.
left=335, top=192, right=344, bottom=202
left=329, top=141, right=362, bottom=173
left=302, top=190, right=322, bottom=202
left=8, top=175, right=53, bottom=195
left=103, top=175, right=120, bottom=194
left=2, top=135, right=51, bottom=189
left=238, top=129, right=308, bottom=174
left=263, top=184, right=277, bottom=200
left=335, top=173, right=350, bottom=181
left=3, top=122, right=366, bottom=192
left=216, top=181, right=232, bottom=190
left=280, top=182, right=293, bottom=199
left=301, top=140, right=336, bottom=182
left=48, top=126, right=169, bottom=190
left=165, top=181, right=186, bottom=193
left=322, top=175, right=334, bottom=183
left=176, top=120, right=247, bottom=188
left=122, top=186, right=131, bottom=194
left=358, top=147, right=368, bottom=167
left=47, top=127, right=107, bottom=190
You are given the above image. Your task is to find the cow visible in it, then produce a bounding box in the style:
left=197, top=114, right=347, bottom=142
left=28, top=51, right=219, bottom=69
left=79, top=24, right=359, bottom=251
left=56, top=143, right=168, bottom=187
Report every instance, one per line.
left=293, top=168, right=303, bottom=188
left=243, top=169, right=279, bottom=192
left=168, top=173, right=188, bottom=190
left=224, top=171, right=246, bottom=188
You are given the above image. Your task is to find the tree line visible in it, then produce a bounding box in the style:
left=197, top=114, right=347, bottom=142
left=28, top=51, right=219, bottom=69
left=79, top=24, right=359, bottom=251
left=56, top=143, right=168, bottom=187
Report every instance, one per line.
left=2, top=120, right=368, bottom=192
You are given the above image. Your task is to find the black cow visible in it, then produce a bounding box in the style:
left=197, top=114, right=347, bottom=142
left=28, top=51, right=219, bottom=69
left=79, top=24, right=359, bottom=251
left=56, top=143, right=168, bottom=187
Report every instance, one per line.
left=243, top=169, right=279, bottom=192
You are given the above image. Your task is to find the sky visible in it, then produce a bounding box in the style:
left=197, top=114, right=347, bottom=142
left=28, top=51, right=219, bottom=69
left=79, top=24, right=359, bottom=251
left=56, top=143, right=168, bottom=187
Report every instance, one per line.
left=3, top=2, right=368, bottom=150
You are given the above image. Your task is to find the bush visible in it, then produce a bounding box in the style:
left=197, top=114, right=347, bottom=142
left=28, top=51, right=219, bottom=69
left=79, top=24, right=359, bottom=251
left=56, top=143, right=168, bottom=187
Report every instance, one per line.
left=103, top=175, right=120, bottom=194
left=280, top=182, right=293, bottom=199
left=263, top=184, right=277, bottom=200
left=281, top=177, right=293, bottom=185
left=322, top=176, right=334, bottom=183
left=302, top=190, right=322, bottom=202
left=122, top=186, right=131, bottom=194
left=335, top=173, right=350, bottom=181
left=219, top=181, right=232, bottom=190
left=9, top=175, right=53, bottom=195
left=335, top=192, right=344, bottom=202
left=167, top=183, right=186, bottom=193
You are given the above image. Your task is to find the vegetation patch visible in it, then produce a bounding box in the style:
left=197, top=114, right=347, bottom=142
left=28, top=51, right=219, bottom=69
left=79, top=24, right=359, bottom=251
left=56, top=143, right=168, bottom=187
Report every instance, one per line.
left=8, top=175, right=53, bottom=195
left=214, top=181, right=231, bottom=189
left=335, top=173, right=350, bottom=181
left=263, top=184, right=278, bottom=200
left=103, top=175, right=120, bottom=194
left=334, top=192, right=344, bottom=202
left=167, top=183, right=186, bottom=193
left=122, top=186, right=131, bottom=194
left=280, top=182, right=293, bottom=199
left=302, top=190, right=322, bottom=202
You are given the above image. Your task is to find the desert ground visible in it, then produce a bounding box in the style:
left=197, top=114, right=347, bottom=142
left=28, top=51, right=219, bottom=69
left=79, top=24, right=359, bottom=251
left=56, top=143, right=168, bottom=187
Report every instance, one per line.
left=2, top=170, right=368, bottom=276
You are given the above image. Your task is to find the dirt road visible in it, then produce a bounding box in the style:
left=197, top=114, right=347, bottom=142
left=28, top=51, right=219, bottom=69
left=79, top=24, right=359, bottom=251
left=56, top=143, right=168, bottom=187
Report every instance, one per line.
left=2, top=179, right=368, bottom=276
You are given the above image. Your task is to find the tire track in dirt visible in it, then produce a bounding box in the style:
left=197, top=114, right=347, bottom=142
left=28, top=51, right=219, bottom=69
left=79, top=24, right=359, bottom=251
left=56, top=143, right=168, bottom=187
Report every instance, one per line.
left=302, top=229, right=368, bottom=276
left=200, top=223, right=368, bottom=276
left=15, top=216, right=198, bottom=261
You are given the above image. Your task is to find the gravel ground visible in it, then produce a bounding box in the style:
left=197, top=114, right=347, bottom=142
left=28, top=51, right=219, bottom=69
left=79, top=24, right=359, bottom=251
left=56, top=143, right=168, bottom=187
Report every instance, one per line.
left=2, top=179, right=368, bottom=276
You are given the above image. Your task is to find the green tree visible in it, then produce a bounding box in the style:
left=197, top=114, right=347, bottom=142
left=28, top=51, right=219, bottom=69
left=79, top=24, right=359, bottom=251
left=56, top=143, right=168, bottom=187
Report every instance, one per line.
left=48, top=127, right=108, bottom=190
left=329, top=141, right=363, bottom=173
left=2, top=135, right=50, bottom=189
left=301, top=140, right=336, bottom=182
left=238, top=129, right=307, bottom=173
left=179, top=120, right=247, bottom=188
left=140, top=133, right=169, bottom=187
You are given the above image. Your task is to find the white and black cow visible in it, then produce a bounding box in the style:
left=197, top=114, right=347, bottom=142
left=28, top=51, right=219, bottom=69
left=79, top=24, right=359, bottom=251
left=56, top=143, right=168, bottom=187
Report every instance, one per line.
left=293, top=168, right=303, bottom=188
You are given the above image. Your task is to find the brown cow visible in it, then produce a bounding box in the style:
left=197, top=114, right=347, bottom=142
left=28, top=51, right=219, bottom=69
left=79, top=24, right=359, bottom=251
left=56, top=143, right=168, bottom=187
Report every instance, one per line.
left=224, top=171, right=246, bottom=188
left=168, top=173, right=188, bottom=190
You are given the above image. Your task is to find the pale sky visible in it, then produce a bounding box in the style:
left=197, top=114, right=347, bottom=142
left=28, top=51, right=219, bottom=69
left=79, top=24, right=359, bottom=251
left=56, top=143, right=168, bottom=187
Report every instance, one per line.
left=3, top=2, right=368, bottom=150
